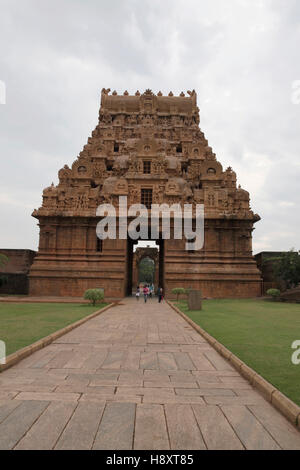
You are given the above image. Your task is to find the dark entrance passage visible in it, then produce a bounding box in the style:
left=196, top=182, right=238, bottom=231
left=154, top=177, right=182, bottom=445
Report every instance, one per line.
left=126, top=238, right=164, bottom=296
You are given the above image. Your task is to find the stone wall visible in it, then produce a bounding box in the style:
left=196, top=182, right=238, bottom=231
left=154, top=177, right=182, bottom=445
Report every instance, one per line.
left=0, top=249, right=36, bottom=295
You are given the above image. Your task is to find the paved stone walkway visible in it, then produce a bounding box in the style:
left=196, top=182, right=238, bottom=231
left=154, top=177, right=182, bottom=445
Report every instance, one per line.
left=0, top=297, right=299, bottom=450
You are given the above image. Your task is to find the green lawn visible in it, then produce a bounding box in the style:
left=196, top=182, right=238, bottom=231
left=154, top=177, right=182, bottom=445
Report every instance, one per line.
left=0, top=302, right=107, bottom=356
left=175, top=299, right=300, bottom=406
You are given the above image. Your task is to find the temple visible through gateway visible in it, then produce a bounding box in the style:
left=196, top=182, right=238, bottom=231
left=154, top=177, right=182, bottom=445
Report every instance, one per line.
left=29, top=88, right=262, bottom=299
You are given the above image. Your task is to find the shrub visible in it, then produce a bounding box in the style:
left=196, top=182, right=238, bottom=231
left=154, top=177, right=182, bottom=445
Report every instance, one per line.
left=266, top=288, right=281, bottom=301
left=171, top=287, right=186, bottom=301
left=84, top=288, right=104, bottom=306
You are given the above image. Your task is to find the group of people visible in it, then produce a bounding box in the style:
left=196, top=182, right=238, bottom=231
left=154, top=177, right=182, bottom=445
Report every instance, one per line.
left=135, top=284, right=164, bottom=303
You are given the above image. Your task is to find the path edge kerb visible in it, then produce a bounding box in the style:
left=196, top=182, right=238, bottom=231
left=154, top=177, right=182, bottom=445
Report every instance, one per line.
left=167, top=300, right=300, bottom=430
left=0, top=303, right=114, bottom=374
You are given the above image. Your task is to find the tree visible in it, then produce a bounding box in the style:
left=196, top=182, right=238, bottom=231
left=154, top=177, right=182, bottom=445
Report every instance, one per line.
left=138, top=257, right=155, bottom=284
left=84, top=288, right=104, bottom=306
left=0, top=254, right=8, bottom=288
left=172, top=287, right=186, bottom=301
left=270, top=249, right=300, bottom=290
left=0, top=254, right=8, bottom=268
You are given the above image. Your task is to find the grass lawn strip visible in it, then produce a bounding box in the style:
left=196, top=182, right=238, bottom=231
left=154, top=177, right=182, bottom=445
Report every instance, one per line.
left=175, top=299, right=300, bottom=407
left=0, top=302, right=107, bottom=356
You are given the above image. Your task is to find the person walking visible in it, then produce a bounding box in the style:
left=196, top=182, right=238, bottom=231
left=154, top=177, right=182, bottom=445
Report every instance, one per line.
left=149, top=283, right=153, bottom=299
left=135, top=286, right=140, bottom=301
left=158, top=286, right=163, bottom=303
left=143, top=284, right=149, bottom=303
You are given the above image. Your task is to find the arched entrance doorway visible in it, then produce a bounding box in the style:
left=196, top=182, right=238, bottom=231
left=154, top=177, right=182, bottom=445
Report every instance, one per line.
left=132, top=247, right=159, bottom=292
left=127, top=242, right=164, bottom=295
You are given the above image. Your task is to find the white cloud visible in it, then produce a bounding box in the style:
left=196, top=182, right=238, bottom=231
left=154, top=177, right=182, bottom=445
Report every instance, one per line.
left=278, top=201, right=296, bottom=208
left=0, top=0, right=300, bottom=252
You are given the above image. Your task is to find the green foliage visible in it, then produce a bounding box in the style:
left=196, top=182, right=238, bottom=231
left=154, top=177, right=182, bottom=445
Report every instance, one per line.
left=266, top=288, right=281, bottom=300
left=84, top=288, right=104, bottom=306
left=0, top=254, right=8, bottom=268
left=0, top=254, right=8, bottom=288
left=139, top=257, right=155, bottom=284
left=269, top=249, right=300, bottom=290
left=171, top=287, right=186, bottom=301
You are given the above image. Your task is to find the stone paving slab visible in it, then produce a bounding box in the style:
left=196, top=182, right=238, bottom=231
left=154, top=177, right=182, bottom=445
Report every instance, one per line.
left=93, top=402, right=136, bottom=450
left=0, top=296, right=299, bottom=449
left=15, top=402, right=76, bottom=450
left=165, top=404, right=206, bottom=450
left=55, top=402, right=105, bottom=450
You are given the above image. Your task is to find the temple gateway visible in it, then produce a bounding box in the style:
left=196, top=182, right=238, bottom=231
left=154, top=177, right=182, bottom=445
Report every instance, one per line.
left=29, top=88, right=262, bottom=299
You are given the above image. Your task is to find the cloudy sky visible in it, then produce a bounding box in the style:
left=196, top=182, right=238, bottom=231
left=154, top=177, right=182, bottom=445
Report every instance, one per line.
left=0, top=0, right=300, bottom=253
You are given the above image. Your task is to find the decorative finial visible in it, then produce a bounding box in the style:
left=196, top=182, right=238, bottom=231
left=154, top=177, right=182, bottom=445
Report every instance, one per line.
left=123, top=90, right=129, bottom=95
left=135, top=90, right=140, bottom=96
left=112, top=90, right=117, bottom=95
left=157, top=91, right=162, bottom=96
left=168, top=91, right=173, bottom=96
left=180, top=92, right=185, bottom=97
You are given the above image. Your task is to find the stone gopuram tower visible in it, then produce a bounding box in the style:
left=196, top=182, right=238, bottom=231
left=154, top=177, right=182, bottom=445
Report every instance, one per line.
left=29, top=88, right=262, bottom=299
